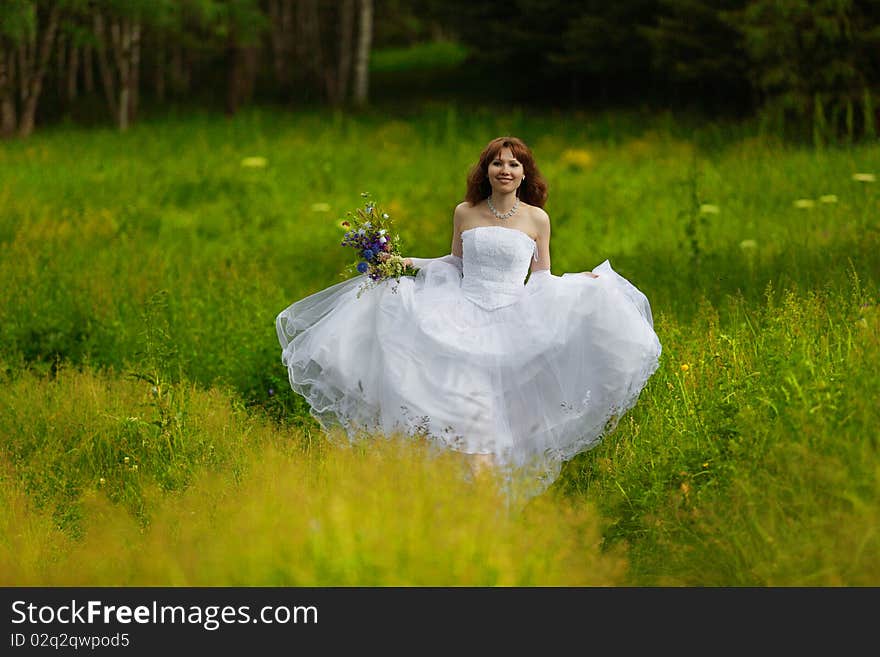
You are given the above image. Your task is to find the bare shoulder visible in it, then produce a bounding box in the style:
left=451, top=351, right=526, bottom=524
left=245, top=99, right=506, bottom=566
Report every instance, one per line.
left=453, top=201, right=478, bottom=229
left=526, top=203, right=550, bottom=237
left=453, top=201, right=471, bottom=217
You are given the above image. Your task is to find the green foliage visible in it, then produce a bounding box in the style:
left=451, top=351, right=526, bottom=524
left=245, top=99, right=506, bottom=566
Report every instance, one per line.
left=723, top=0, right=880, bottom=142
left=642, top=0, right=750, bottom=111
left=369, top=39, right=468, bottom=73
left=0, top=1, right=35, bottom=43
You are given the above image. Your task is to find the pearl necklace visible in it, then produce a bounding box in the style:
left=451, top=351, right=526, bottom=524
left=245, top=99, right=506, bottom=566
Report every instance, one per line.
left=487, top=195, right=519, bottom=220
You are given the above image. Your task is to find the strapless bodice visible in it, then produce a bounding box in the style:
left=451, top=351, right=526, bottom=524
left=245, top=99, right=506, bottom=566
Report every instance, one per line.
left=460, top=226, right=538, bottom=310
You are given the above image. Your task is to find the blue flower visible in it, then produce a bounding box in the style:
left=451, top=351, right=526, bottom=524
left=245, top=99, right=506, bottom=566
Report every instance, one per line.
left=362, top=249, right=375, bottom=260
left=357, top=262, right=369, bottom=274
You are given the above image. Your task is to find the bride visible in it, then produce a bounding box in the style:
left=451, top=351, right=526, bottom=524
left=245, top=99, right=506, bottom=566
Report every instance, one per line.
left=276, top=136, right=661, bottom=493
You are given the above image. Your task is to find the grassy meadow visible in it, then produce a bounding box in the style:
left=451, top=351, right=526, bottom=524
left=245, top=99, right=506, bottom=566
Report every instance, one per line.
left=0, top=104, right=878, bottom=586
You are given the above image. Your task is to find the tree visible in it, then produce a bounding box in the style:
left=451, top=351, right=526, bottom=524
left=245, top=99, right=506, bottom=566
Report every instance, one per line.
left=0, top=0, right=61, bottom=138
left=642, top=0, right=751, bottom=113
left=724, top=0, right=880, bottom=142
left=353, top=0, right=373, bottom=106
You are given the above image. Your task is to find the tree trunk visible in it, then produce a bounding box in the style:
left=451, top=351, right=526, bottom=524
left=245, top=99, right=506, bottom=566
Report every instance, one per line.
left=19, top=5, right=60, bottom=138
left=110, top=18, right=132, bottom=132
left=83, top=43, right=94, bottom=93
left=67, top=43, right=79, bottom=102
left=170, top=44, right=189, bottom=95
left=17, top=38, right=33, bottom=109
left=154, top=34, right=165, bottom=102
left=56, top=32, right=66, bottom=97
left=333, top=0, right=355, bottom=106
left=298, top=0, right=324, bottom=96
left=128, top=21, right=141, bottom=124
left=0, top=47, right=16, bottom=138
left=225, top=35, right=242, bottom=116
left=269, top=0, right=293, bottom=88
left=93, top=13, right=118, bottom=120
left=353, top=0, right=372, bottom=107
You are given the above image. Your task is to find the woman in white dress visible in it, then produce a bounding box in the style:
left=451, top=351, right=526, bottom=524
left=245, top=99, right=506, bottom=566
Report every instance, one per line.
left=276, top=136, right=661, bottom=493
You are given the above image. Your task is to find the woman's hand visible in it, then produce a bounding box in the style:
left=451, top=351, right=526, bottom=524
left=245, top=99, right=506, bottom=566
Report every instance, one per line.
left=402, top=258, right=414, bottom=267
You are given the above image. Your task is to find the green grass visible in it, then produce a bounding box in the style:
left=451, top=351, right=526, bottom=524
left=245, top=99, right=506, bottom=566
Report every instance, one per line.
left=0, top=105, right=877, bottom=585
left=370, top=40, right=470, bottom=73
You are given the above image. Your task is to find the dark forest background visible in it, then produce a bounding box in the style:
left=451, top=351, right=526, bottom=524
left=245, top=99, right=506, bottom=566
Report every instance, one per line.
left=1, top=0, right=879, bottom=143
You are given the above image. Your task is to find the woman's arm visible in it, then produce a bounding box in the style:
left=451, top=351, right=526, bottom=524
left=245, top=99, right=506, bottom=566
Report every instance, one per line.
left=530, top=207, right=552, bottom=274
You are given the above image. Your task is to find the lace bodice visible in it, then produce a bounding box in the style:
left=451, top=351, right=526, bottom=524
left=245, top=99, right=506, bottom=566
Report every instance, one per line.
left=460, top=226, right=538, bottom=310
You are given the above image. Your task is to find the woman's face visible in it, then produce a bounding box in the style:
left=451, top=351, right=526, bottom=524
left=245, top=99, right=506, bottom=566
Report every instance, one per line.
left=487, top=147, right=524, bottom=195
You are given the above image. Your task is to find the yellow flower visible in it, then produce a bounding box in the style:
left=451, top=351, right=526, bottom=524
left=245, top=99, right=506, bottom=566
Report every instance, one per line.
left=702, top=462, right=709, bottom=468
left=852, top=173, right=876, bottom=182
left=241, top=156, right=268, bottom=168
left=793, top=199, right=815, bottom=209
left=819, top=194, right=838, bottom=203
left=123, top=456, right=130, bottom=465
left=560, top=148, right=594, bottom=170
left=699, top=204, right=720, bottom=215
left=99, top=477, right=106, bottom=486
left=680, top=363, right=689, bottom=372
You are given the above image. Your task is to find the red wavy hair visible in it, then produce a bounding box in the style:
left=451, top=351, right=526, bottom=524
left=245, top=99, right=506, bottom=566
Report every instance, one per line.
left=464, top=136, right=548, bottom=208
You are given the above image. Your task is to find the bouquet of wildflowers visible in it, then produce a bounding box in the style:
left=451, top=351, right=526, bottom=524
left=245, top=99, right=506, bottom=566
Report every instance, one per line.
left=339, top=193, right=419, bottom=296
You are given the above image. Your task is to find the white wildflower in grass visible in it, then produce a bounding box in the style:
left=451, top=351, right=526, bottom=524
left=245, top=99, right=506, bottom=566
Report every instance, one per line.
left=739, top=239, right=757, bottom=250
left=819, top=195, right=838, bottom=204
left=852, top=173, right=876, bottom=182
left=699, top=204, right=720, bottom=215
left=240, top=156, right=268, bottom=168
left=794, top=199, right=815, bottom=209
left=311, top=202, right=331, bottom=212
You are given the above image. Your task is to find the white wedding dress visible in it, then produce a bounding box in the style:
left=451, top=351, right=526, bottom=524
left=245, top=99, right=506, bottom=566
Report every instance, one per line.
left=276, top=225, right=661, bottom=492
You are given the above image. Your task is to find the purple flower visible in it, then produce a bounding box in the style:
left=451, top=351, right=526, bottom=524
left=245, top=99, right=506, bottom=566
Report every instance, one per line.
left=268, top=388, right=275, bottom=397
left=357, top=262, right=369, bottom=274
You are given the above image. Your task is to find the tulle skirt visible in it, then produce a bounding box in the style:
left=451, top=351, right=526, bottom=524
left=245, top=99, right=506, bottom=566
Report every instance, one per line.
left=276, top=257, right=661, bottom=492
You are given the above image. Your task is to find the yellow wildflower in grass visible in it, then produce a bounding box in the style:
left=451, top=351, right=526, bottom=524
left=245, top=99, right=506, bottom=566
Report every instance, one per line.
left=240, top=156, right=268, bottom=168
left=819, top=195, right=838, bottom=204
left=560, top=148, right=594, bottom=170
left=99, top=478, right=105, bottom=486
left=311, top=203, right=331, bottom=213
left=739, top=239, right=757, bottom=250
left=699, top=204, right=720, bottom=215
left=680, top=363, right=690, bottom=372
left=852, top=173, right=876, bottom=182
left=794, top=199, right=815, bottom=209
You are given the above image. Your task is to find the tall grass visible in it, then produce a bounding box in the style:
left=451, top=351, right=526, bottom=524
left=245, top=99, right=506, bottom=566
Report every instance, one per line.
left=0, top=105, right=877, bottom=585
